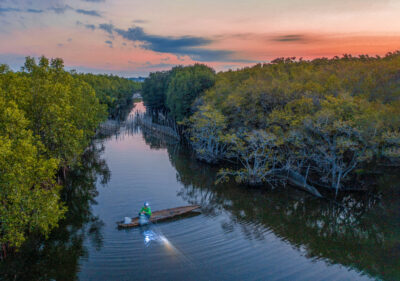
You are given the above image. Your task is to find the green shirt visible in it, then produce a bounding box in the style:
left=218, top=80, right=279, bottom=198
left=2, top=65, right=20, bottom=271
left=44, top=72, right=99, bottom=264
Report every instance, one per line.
left=140, top=206, right=152, bottom=216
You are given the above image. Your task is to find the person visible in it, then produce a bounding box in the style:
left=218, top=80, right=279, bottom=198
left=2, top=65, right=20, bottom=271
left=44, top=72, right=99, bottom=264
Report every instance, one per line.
left=139, top=202, right=152, bottom=219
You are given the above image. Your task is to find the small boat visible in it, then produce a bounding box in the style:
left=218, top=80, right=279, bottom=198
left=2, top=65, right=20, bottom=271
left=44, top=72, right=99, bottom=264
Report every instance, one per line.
left=118, top=205, right=201, bottom=228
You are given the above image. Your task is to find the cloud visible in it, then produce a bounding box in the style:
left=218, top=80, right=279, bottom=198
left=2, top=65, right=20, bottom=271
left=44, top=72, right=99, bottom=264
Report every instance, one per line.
left=85, top=24, right=96, bottom=30
left=112, top=26, right=254, bottom=62
left=91, top=24, right=253, bottom=62
left=0, top=7, right=21, bottom=13
left=27, top=8, right=43, bottom=13
left=113, top=26, right=223, bottom=61
left=132, top=19, right=148, bottom=24
left=76, top=9, right=101, bottom=17
left=115, top=27, right=211, bottom=52
left=0, top=7, right=44, bottom=15
left=99, top=23, right=114, bottom=34
left=81, top=0, right=105, bottom=2
left=49, top=5, right=72, bottom=14
left=49, top=6, right=101, bottom=17
left=270, top=34, right=317, bottom=44
left=1, top=2, right=101, bottom=18
left=0, top=0, right=64, bottom=6
left=76, top=21, right=97, bottom=30
left=105, top=40, right=113, bottom=48
left=272, top=34, right=306, bottom=42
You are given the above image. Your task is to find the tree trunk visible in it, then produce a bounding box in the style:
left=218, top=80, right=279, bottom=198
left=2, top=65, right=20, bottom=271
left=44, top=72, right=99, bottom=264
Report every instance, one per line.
left=282, top=170, right=323, bottom=198
left=1, top=243, right=7, bottom=260
left=62, top=165, right=68, bottom=180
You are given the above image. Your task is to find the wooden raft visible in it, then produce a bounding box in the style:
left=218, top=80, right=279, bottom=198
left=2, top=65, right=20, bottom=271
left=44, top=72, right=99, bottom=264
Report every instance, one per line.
left=118, top=205, right=201, bottom=228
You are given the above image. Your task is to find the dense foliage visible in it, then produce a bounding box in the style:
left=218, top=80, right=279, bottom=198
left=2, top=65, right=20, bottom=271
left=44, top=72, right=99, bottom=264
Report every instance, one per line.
left=0, top=95, right=64, bottom=249
left=0, top=56, right=133, bottom=252
left=141, top=71, right=170, bottom=111
left=141, top=53, right=400, bottom=194
left=141, top=64, right=216, bottom=121
left=76, top=73, right=141, bottom=119
left=187, top=52, right=400, bottom=193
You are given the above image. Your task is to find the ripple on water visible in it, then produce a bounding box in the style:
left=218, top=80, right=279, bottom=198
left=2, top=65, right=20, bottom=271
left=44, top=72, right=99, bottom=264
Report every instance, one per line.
left=84, top=199, right=373, bottom=280
left=78, top=112, right=376, bottom=281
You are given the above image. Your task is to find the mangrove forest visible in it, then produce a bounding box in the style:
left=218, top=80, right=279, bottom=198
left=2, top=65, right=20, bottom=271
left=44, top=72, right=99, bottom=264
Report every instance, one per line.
left=0, top=56, right=140, bottom=257
left=141, top=53, right=400, bottom=196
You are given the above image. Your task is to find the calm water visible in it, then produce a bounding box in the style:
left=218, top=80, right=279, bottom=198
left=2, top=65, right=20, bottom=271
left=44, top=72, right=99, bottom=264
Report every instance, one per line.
left=1, top=102, right=399, bottom=281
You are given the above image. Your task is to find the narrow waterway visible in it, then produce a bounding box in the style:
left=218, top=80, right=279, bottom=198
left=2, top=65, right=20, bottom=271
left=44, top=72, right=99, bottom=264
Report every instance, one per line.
left=2, top=102, right=399, bottom=281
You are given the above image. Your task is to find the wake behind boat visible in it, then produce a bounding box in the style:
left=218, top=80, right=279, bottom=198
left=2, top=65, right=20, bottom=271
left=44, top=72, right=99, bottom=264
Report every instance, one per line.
left=118, top=205, right=201, bottom=228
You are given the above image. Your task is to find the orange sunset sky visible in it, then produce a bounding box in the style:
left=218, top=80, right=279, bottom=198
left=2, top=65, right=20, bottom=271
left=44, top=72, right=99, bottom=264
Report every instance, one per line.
left=1, top=0, right=400, bottom=76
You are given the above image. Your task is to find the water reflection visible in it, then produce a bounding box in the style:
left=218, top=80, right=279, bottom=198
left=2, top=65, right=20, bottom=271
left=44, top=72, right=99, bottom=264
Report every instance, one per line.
left=139, top=224, right=180, bottom=258
left=141, top=226, right=158, bottom=247
left=3, top=102, right=397, bottom=281
left=0, top=142, right=110, bottom=281
left=140, top=128, right=400, bottom=281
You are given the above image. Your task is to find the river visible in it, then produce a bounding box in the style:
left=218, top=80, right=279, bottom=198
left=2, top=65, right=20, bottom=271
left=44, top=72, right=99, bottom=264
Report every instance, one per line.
left=1, top=102, right=399, bottom=281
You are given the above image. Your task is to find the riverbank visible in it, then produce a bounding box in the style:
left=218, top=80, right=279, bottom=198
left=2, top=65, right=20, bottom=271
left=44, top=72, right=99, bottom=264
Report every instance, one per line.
left=3, top=103, right=397, bottom=280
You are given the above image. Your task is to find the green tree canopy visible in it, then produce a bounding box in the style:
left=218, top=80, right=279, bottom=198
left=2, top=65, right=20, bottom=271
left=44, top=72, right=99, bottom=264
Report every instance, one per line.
left=185, top=52, right=400, bottom=192
left=166, top=64, right=216, bottom=121
left=141, top=70, right=170, bottom=111
left=141, top=64, right=216, bottom=121
left=0, top=95, right=66, bottom=248
left=0, top=56, right=133, bottom=251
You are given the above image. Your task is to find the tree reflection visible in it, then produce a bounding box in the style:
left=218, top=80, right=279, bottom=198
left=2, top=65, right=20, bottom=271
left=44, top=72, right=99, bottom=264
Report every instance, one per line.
left=152, top=137, right=399, bottom=281
left=0, top=142, right=110, bottom=281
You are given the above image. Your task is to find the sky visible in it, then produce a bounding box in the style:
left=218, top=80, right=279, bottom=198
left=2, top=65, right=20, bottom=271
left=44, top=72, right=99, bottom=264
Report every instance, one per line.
left=1, top=0, right=400, bottom=76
